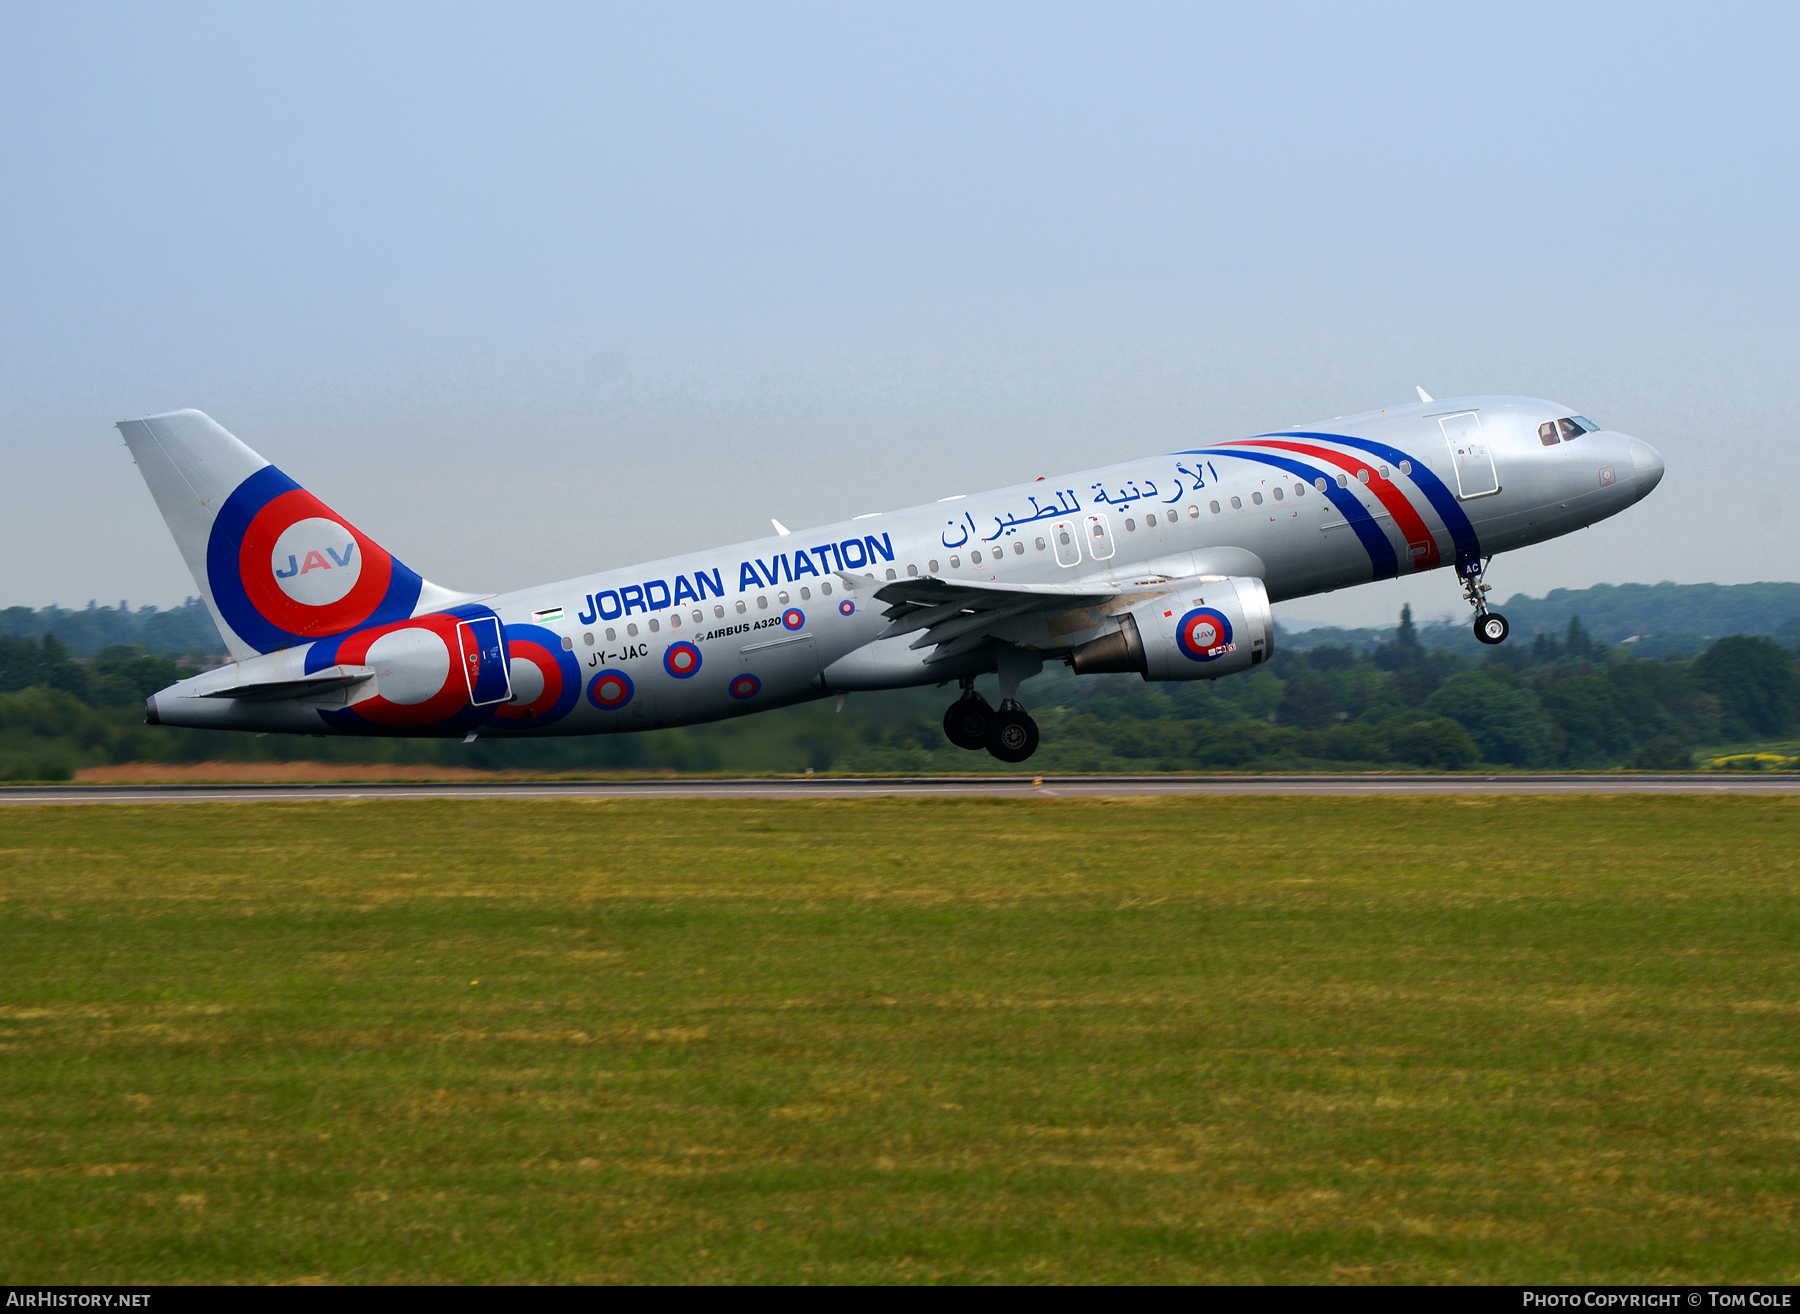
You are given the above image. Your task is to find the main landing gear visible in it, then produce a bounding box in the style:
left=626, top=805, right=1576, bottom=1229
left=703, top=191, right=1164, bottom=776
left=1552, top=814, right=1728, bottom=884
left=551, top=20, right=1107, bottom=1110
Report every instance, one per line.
left=1461, top=556, right=1510, bottom=645
left=942, top=666, right=1043, bottom=763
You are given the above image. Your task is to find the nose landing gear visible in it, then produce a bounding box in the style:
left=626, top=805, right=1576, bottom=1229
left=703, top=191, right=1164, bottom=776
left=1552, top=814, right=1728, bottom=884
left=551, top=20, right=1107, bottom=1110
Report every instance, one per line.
left=1461, top=555, right=1510, bottom=645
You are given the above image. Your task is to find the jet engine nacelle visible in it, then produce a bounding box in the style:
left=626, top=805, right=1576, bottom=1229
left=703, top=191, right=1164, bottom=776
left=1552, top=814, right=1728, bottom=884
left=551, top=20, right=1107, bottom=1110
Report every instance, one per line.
left=1069, top=576, right=1274, bottom=681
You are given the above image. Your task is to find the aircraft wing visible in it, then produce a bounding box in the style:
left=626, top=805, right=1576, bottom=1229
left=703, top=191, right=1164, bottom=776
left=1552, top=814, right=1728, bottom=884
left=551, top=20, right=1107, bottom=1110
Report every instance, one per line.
left=851, top=574, right=1125, bottom=665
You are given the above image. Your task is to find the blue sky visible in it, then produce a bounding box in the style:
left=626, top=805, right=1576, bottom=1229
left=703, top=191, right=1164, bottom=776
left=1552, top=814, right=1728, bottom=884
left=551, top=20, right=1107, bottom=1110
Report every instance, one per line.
left=3, top=2, right=1795, bottom=627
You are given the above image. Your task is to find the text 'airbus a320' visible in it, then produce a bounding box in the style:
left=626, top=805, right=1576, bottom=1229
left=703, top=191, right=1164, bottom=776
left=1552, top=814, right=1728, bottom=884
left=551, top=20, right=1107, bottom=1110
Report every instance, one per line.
left=125, top=389, right=1663, bottom=761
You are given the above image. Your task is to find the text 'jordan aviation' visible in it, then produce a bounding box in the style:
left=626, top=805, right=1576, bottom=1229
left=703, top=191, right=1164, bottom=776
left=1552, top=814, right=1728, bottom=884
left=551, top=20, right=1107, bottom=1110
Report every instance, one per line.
left=123, top=390, right=1663, bottom=762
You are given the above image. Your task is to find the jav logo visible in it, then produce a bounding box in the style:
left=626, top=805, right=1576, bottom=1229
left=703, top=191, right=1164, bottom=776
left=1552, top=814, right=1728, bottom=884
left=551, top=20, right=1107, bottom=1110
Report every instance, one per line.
left=275, top=543, right=355, bottom=577
left=271, top=517, right=363, bottom=607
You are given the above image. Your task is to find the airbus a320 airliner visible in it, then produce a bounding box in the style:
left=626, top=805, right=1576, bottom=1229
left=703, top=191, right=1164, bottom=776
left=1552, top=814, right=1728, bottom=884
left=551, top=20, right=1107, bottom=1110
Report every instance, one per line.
left=124, top=392, right=1663, bottom=762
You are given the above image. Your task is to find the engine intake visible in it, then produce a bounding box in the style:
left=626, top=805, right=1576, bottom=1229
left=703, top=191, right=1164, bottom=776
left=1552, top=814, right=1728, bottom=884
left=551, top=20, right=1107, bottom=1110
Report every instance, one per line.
left=1070, top=576, right=1274, bottom=680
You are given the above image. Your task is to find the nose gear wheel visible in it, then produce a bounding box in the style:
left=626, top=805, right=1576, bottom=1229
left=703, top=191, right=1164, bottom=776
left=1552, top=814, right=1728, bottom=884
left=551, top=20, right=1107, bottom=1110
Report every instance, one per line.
left=1459, top=554, right=1510, bottom=645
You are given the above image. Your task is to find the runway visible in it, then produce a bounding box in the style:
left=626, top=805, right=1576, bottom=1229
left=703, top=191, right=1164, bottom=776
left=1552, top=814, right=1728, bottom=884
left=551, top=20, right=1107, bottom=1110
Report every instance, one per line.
left=3, top=773, right=1798, bottom=804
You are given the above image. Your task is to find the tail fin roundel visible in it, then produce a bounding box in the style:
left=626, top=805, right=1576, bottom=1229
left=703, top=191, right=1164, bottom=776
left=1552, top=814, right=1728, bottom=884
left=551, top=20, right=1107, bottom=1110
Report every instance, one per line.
left=118, top=410, right=470, bottom=660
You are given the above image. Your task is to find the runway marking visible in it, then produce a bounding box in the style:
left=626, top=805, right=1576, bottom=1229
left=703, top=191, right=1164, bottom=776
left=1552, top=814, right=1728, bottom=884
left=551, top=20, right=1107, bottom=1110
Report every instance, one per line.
left=2, top=774, right=1797, bottom=804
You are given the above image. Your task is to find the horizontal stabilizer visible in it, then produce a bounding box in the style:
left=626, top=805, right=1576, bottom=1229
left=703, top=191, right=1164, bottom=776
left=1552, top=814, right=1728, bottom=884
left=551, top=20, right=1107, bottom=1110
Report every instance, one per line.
left=196, top=664, right=375, bottom=702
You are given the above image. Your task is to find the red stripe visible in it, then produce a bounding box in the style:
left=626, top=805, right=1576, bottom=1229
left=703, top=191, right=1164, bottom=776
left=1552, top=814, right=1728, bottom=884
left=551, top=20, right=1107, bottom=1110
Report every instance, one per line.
left=1227, top=439, right=1442, bottom=571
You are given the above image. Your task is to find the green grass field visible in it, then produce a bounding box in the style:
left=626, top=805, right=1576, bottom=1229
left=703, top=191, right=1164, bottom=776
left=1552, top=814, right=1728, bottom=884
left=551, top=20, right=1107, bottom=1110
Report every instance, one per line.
left=2, top=796, right=1798, bottom=1284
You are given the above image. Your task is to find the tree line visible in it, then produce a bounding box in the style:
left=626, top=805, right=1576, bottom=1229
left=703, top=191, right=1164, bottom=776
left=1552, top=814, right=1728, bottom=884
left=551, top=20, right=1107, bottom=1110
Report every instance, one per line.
left=2, top=608, right=1798, bottom=779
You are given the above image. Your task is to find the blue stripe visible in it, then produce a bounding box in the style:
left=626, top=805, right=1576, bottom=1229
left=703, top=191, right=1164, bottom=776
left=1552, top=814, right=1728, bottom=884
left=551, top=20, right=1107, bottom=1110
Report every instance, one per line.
left=1259, top=431, right=1482, bottom=565
left=1188, top=447, right=1399, bottom=581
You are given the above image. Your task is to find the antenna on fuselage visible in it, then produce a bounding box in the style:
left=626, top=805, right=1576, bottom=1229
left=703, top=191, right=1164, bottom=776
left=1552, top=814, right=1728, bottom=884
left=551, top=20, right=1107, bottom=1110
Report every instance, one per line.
left=1415, top=386, right=1434, bottom=403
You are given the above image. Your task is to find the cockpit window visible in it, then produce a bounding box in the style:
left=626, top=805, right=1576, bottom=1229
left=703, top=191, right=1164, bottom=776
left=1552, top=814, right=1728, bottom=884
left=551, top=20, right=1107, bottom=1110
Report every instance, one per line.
left=1570, top=416, right=1599, bottom=432
left=1538, top=421, right=1559, bottom=446
left=1558, top=417, right=1582, bottom=441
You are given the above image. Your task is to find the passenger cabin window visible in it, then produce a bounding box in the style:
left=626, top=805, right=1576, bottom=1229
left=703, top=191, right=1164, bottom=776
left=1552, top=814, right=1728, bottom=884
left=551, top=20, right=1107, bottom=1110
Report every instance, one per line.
left=606, top=627, right=617, bottom=641
left=648, top=618, right=660, bottom=632
left=627, top=623, right=638, bottom=637
left=1539, top=421, right=1559, bottom=446
left=736, top=600, right=746, bottom=614
left=778, top=591, right=789, bottom=604
left=561, top=635, right=573, bottom=650
left=1124, top=518, right=1136, bottom=531
left=1314, top=477, right=1328, bottom=491
left=1399, top=460, right=1412, bottom=475
left=971, top=550, right=982, bottom=564
left=949, top=555, right=960, bottom=568
left=1035, top=537, right=1045, bottom=550
left=583, top=632, right=594, bottom=645
left=1272, top=487, right=1283, bottom=501
left=1294, top=484, right=1305, bottom=497
left=928, top=559, right=939, bottom=572
left=1251, top=492, right=1263, bottom=505
left=692, top=610, right=703, bottom=622
left=669, top=614, right=680, bottom=629
left=885, top=567, right=897, bottom=579
left=1013, top=540, right=1024, bottom=554
left=822, top=582, right=833, bottom=595
left=1210, top=500, right=1221, bottom=513
left=799, top=587, right=810, bottom=600
left=712, top=606, right=723, bottom=618
left=1188, top=505, right=1199, bottom=517
left=1230, top=496, right=1242, bottom=509
left=907, top=564, right=918, bottom=576
left=757, top=596, right=769, bottom=609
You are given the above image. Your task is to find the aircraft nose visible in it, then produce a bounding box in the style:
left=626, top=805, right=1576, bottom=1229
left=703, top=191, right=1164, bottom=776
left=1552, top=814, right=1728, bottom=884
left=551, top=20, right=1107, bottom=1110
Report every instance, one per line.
left=1627, top=437, right=1664, bottom=501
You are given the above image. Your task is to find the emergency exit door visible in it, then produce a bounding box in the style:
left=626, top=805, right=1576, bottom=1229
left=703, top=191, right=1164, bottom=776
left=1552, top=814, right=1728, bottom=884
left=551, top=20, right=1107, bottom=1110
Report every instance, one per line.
left=456, top=616, right=513, bottom=706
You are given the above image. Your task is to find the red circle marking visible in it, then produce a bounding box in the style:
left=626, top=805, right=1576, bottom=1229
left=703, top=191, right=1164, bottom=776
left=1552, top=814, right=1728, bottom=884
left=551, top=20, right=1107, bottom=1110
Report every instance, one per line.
left=589, top=670, right=633, bottom=709
left=238, top=489, right=394, bottom=638
left=331, top=615, right=467, bottom=726
left=489, top=639, right=562, bottom=720
left=1185, top=614, right=1221, bottom=651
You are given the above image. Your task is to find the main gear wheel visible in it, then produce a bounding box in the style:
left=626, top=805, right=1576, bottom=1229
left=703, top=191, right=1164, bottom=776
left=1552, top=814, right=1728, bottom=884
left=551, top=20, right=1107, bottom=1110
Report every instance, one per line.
left=943, top=694, right=993, bottom=750
left=985, top=702, right=1040, bottom=763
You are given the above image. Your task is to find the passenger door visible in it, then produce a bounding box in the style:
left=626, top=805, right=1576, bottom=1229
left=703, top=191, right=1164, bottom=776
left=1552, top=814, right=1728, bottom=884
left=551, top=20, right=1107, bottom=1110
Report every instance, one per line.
left=1441, top=412, right=1499, bottom=499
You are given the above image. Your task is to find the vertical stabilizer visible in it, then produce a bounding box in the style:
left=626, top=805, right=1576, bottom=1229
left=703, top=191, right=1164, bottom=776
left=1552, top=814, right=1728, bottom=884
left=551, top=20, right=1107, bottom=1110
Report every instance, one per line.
left=118, top=410, right=471, bottom=659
